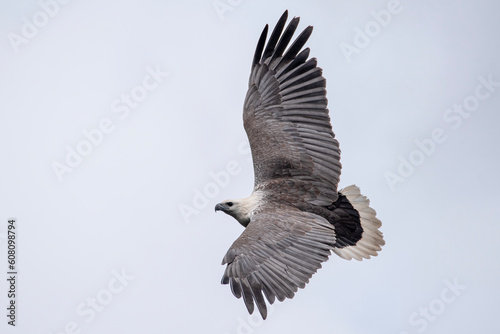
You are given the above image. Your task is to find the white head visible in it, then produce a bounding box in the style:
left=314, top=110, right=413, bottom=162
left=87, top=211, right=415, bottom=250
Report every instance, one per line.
left=215, top=193, right=262, bottom=227
left=215, top=200, right=250, bottom=227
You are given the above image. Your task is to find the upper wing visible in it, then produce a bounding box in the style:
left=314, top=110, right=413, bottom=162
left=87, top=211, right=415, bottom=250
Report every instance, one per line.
left=243, top=10, right=341, bottom=205
left=221, top=203, right=336, bottom=319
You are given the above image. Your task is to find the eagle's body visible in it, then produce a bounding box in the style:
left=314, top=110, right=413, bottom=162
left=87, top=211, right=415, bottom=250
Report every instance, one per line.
left=215, top=11, right=384, bottom=319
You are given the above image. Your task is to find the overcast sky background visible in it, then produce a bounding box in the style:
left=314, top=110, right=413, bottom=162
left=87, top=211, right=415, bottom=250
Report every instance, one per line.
left=1, top=0, right=499, bottom=333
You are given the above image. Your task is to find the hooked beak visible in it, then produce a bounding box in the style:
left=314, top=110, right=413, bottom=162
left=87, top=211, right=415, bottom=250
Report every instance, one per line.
left=215, top=203, right=225, bottom=212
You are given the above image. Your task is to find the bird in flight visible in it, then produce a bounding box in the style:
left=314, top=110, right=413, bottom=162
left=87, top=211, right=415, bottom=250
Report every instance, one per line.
left=215, top=10, right=385, bottom=319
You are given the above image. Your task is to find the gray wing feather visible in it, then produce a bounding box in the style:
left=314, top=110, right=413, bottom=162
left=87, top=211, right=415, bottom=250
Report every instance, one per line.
left=221, top=204, right=336, bottom=319
left=243, top=11, right=341, bottom=205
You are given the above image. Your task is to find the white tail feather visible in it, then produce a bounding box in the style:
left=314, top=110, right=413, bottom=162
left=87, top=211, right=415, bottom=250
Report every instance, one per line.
left=332, top=185, right=385, bottom=261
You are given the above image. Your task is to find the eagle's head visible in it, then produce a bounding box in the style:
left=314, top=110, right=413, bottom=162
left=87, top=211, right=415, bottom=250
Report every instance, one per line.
left=215, top=192, right=263, bottom=227
left=215, top=200, right=250, bottom=227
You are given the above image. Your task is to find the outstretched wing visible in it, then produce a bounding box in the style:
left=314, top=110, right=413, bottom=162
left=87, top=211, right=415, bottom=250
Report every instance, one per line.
left=244, top=10, right=341, bottom=205
left=221, top=204, right=336, bottom=319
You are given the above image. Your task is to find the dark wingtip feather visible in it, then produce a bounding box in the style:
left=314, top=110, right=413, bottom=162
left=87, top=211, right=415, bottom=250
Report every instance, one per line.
left=282, top=25, right=313, bottom=63
left=248, top=275, right=268, bottom=319
left=270, top=16, right=300, bottom=64
left=241, top=278, right=255, bottom=315
left=252, top=24, right=269, bottom=67
left=230, top=277, right=242, bottom=298
left=262, top=10, right=289, bottom=61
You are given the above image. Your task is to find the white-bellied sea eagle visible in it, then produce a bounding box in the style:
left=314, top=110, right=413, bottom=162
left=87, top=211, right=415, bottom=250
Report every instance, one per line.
left=215, top=10, right=385, bottom=319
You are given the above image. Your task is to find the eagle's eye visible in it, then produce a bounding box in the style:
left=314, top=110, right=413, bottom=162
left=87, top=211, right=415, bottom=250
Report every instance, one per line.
left=227, top=202, right=233, bottom=207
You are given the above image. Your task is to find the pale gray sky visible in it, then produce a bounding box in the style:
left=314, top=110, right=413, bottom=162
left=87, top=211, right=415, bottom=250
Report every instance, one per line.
left=1, top=1, right=499, bottom=333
